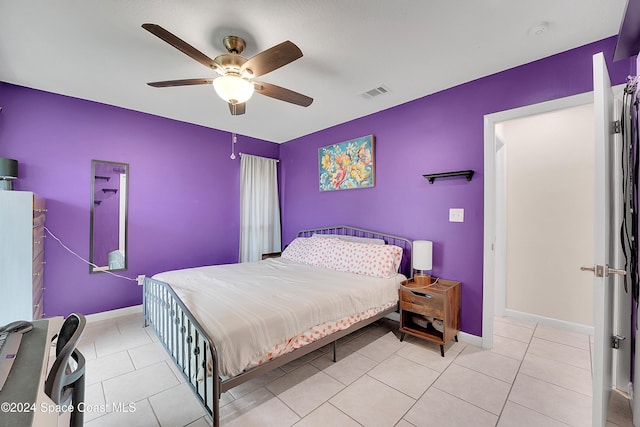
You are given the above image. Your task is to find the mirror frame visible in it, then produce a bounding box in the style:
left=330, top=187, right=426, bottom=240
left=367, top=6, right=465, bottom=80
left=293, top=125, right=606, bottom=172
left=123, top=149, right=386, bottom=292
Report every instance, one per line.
left=90, top=160, right=129, bottom=273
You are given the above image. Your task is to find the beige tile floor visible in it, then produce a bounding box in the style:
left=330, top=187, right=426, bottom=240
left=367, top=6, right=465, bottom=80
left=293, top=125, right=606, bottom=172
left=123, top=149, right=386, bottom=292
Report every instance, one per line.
left=78, top=312, right=633, bottom=426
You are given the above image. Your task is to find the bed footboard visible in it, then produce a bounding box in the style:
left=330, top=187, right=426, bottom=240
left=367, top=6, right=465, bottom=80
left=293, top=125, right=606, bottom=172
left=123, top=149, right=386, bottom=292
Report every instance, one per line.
left=143, top=277, right=221, bottom=426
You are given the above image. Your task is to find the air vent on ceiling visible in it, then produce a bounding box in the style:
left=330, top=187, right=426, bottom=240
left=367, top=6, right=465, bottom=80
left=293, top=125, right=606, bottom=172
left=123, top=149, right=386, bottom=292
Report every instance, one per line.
left=360, top=85, right=390, bottom=99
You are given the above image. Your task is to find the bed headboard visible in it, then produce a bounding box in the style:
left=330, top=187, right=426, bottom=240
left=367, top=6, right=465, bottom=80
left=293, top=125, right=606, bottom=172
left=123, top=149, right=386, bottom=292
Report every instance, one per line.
left=297, top=225, right=413, bottom=278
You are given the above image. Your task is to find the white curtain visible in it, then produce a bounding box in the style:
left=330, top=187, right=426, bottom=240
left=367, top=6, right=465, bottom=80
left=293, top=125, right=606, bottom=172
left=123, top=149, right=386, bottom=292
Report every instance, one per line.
left=239, top=154, right=282, bottom=262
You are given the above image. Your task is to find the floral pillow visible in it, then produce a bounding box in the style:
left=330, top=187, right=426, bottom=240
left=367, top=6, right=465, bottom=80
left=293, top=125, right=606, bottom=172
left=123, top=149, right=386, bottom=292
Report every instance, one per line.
left=323, top=239, right=402, bottom=278
left=281, top=237, right=317, bottom=264
left=282, top=236, right=403, bottom=278
left=311, top=233, right=386, bottom=245
left=305, top=237, right=335, bottom=267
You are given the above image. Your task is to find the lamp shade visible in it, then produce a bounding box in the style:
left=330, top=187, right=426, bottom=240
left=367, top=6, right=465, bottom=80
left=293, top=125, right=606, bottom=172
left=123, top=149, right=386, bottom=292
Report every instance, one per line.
left=213, top=75, right=255, bottom=104
left=0, top=158, right=18, bottom=179
left=412, top=240, right=433, bottom=271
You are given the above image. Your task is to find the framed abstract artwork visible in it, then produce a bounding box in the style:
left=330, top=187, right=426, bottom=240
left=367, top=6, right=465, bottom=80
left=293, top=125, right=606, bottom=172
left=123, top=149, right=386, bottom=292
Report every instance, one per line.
left=318, top=135, right=375, bottom=191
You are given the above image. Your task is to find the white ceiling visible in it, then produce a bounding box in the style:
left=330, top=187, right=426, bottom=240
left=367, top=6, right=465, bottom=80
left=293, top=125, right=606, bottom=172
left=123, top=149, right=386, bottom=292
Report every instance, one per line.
left=0, top=1, right=628, bottom=143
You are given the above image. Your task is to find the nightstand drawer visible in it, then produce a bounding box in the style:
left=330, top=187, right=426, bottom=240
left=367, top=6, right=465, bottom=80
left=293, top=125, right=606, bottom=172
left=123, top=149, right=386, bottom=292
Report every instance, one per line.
left=399, top=289, right=444, bottom=318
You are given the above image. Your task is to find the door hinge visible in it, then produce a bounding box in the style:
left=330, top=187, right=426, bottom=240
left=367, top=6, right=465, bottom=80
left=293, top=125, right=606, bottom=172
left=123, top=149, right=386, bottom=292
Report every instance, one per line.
left=613, top=120, right=622, bottom=134
left=612, top=335, right=626, bottom=349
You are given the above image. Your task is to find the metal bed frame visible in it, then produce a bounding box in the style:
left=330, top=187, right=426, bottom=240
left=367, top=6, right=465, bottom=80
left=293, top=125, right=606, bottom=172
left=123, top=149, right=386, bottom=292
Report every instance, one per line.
left=143, top=226, right=413, bottom=427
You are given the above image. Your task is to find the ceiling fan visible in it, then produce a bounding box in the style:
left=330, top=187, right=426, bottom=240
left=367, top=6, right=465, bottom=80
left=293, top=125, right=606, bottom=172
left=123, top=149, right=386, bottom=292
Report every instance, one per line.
left=142, top=23, right=313, bottom=115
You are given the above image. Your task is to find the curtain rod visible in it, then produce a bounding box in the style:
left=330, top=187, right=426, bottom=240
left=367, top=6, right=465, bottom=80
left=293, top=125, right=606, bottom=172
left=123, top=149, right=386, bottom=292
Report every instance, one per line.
left=238, top=152, right=280, bottom=162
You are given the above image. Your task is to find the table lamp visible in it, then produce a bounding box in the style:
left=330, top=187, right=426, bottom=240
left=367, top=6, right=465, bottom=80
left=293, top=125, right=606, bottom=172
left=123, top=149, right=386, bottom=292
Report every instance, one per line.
left=0, top=158, right=18, bottom=190
left=412, top=240, right=433, bottom=278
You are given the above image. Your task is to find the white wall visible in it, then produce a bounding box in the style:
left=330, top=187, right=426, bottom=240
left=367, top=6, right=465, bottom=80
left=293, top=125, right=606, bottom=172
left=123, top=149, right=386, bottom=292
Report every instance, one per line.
left=501, top=103, right=594, bottom=326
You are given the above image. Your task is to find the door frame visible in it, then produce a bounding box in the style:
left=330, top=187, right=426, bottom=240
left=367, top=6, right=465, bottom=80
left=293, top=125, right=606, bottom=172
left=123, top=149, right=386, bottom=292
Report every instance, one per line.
left=483, top=90, right=595, bottom=349
left=483, top=85, right=628, bottom=385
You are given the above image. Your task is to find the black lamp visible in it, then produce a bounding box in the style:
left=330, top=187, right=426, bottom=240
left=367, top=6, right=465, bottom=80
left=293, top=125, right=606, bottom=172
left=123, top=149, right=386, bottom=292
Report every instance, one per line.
left=0, top=158, right=18, bottom=190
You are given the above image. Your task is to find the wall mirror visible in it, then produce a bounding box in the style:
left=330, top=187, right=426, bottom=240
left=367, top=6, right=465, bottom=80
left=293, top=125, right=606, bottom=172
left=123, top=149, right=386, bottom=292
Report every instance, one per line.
left=90, top=160, right=129, bottom=273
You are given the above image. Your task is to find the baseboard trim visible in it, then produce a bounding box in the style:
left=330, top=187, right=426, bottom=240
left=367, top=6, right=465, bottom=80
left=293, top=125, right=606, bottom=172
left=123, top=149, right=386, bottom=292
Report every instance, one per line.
left=459, top=331, right=482, bottom=347
left=86, top=305, right=143, bottom=323
left=504, top=308, right=594, bottom=335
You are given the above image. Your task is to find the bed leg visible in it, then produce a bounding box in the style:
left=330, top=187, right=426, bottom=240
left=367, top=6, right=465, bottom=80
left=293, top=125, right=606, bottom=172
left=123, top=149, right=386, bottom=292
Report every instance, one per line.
left=142, top=284, right=148, bottom=328
left=213, top=400, right=219, bottom=427
left=213, top=371, right=220, bottom=427
left=332, top=341, right=337, bottom=362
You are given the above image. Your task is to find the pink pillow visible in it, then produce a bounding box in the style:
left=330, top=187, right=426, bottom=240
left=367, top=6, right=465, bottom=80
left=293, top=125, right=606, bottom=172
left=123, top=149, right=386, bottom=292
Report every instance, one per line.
left=324, top=239, right=402, bottom=278
left=281, top=237, right=317, bottom=264
left=282, top=236, right=403, bottom=278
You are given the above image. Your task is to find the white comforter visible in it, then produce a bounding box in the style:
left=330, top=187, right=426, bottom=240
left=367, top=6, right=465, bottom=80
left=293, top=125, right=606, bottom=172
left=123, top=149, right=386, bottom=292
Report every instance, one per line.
left=153, top=257, right=403, bottom=376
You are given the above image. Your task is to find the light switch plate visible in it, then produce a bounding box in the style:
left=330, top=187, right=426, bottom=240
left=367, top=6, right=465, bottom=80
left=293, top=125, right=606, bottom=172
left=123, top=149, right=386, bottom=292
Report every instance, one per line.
left=449, top=208, right=464, bottom=222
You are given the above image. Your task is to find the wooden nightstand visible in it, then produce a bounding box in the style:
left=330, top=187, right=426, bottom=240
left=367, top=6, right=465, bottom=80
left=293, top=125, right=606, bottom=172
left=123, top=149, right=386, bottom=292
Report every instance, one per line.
left=399, top=275, right=461, bottom=356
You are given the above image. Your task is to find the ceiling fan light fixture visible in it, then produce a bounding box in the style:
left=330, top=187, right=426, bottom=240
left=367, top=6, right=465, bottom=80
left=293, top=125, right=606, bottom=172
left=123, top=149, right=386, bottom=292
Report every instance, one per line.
left=142, top=25, right=312, bottom=114
left=213, top=75, right=255, bottom=104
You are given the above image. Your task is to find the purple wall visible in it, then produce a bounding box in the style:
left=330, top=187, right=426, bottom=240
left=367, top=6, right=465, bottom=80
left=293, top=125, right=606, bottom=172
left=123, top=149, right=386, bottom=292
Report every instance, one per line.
left=0, top=36, right=635, bottom=335
left=280, top=36, right=636, bottom=336
left=0, top=83, right=278, bottom=317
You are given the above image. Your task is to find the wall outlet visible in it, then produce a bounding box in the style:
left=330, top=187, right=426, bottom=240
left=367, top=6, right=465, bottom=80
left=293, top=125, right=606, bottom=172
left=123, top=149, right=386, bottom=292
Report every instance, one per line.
left=449, top=208, right=464, bottom=223
left=137, top=275, right=145, bottom=286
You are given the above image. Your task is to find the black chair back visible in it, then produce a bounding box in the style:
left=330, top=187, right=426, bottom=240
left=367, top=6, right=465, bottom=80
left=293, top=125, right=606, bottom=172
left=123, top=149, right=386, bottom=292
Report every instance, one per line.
left=44, top=313, right=86, bottom=427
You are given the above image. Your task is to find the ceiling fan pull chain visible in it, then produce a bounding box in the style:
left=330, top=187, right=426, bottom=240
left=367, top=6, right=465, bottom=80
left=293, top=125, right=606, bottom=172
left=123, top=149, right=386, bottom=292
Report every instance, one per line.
left=230, top=133, right=237, bottom=160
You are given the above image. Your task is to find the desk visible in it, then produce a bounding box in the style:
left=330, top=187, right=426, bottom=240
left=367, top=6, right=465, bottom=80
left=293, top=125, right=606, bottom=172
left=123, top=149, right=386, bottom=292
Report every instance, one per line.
left=0, top=317, right=62, bottom=427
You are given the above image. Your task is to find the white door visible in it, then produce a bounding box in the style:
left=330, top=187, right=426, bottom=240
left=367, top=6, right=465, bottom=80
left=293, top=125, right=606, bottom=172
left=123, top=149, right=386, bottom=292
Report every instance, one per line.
left=590, top=51, right=624, bottom=427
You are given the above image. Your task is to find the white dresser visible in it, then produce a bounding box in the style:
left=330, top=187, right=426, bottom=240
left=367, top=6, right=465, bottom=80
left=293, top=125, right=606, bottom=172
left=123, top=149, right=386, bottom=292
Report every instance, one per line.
left=0, top=191, right=46, bottom=325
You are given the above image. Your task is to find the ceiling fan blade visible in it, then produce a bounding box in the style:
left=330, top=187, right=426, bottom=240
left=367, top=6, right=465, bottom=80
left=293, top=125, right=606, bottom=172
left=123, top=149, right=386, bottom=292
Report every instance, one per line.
left=241, top=41, right=303, bottom=78
left=142, top=23, right=218, bottom=70
left=254, top=81, right=313, bottom=107
left=229, top=102, right=246, bottom=115
left=147, top=78, right=214, bottom=88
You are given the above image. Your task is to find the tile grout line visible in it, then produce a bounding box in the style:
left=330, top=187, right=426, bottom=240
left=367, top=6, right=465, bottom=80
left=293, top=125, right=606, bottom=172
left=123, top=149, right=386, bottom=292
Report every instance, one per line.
left=494, top=321, right=537, bottom=423
left=393, top=341, right=476, bottom=425
left=326, top=401, right=366, bottom=427
left=145, top=397, right=162, bottom=427
left=496, top=321, right=591, bottom=426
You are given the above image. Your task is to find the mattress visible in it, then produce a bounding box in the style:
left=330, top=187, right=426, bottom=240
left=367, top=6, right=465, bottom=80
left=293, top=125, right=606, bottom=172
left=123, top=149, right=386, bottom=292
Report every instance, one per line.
left=153, top=257, right=404, bottom=376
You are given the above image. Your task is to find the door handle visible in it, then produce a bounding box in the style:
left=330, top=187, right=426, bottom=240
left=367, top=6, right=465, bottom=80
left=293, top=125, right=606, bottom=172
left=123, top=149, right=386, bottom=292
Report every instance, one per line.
left=607, top=267, right=627, bottom=276
left=580, top=265, right=627, bottom=277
